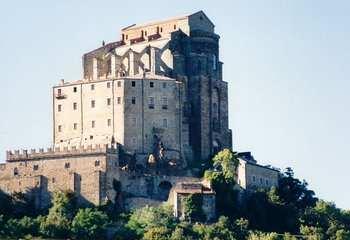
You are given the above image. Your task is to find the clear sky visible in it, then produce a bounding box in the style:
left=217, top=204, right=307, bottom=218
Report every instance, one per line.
left=0, top=1, right=349, bottom=208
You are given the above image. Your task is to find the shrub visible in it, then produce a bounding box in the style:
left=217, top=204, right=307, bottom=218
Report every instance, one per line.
left=71, top=208, right=109, bottom=239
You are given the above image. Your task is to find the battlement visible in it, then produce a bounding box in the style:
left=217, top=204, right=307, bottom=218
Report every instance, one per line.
left=6, top=144, right=118, bottom=162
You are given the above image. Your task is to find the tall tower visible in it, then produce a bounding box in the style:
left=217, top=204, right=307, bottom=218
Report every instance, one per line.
left=53, top=11, right=232, bottom=166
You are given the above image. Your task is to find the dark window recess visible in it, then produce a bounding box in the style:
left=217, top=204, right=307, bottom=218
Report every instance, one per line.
left=90, top=135, right=93, bottom=140
left=132, top=97, right=136, bottom=104
left=33, top=165, right=39, bottom=171
left=107, top=98, right=111, bottom=106
left=95, top=160, right=100, bottom=167
left=148, top=97, right=155, bottom=109
left=64, top=163, right=70, bottom=169
left=91, top=84, right=95, bottom=90
left=91, top=100, right=95, bottom=108
left=52, top=177, right=55, bottom=183
left=162, top=82, right=167, bottom=88
left=150, top=82, right=154, bottom=88
left=14, top=168, right=18, bottom=176
left=117, top=81, right=121, bottom=87
left=132, top=81, right=136, bottom=87
left=107, top=82, right=111, bottom=88
left=73, top=87, right=77, bottom=92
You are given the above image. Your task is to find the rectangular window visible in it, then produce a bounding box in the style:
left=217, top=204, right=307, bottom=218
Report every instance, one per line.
left=117, top=97, right=121, bottom=104
left=33, top=165, right=39, bottom=171
left=148, top=97, right=154, bottom=109
left=91, top=84, right=95, bottom=90
left=95, top=160, right=100, bottom=167
left=107, top=82, right=111, bottom=88
left=150, top=82, right=154, bottom=88
left=73, top=102, right=77, bottom=110
left=107, top=98, right=111, bottom=106
left=73, top=123, right=78, bottom=130
left=162, top=82, right=167, bottom=88
left=73, top=87, right=77, bottom=92
left=58, top=104, right=62, bottom=112
left=91, top=121, right=95, bottom=128
left=64, top=162, right=70, bottom=169
left=107, top=119, right=111, bottom=127
left=57, top=89, right=62, bottom=95
left=58, top=125, right=62, bottom=132
left=163, top=118, right=168, bottom=128
left=132, top=118, right=136, bottom=126
left=91, top=100, right=95, bottom=108
left=117, top=81, right=121, bottom=87
left=162, top=97, right=168, bottom=109
left=132, top=81, right=136, bottom=87
left=131, top=97, right=136, bottom=104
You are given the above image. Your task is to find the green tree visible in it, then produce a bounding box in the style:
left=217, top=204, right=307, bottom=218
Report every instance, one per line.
left=4, top=216, right=40, bottom=238
left=183, top=193, right=205, bottom=222
left=277, top=168, right=317, bottom=210
left=143, top=226, right=171, bottom=240
left=127, top=205, right=176, bottom=237
left=71, top=208, right=109, bottom=239
left=39, top=190, right=77, bottom=238
left=212, top=149, right=239, bottom=183
left=204, top=149, right=240, bottom=219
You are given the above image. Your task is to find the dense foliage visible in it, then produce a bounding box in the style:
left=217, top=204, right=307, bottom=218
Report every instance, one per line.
left=0, top=149, right=349, bottom=239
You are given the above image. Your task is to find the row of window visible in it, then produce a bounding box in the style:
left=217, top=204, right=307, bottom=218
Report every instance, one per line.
left=57, top=81, right=168, bottom=95
left=57, top=96, right=169, bottom=111
left=252, top=176, right=270, bottom=186
left=57, top=118, right=168, bottom=132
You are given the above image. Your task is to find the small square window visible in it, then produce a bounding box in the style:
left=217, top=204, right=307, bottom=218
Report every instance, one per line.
left=107, top=82, right=111, bottom=88
left=107, top=119, right=111, bottom=127
left=117, top=81, right=121, bottom=87
left=150, top=82, right=154, bottom=88
left=58, top=105, right=62, bottom=112
left=131, top=97, right=136, bottom=104
left=73, top=87, right=77, bottom=92
left=107, top=98, right=111, bottom=106
left=33, top=165, right=39, bottom=171
left=117, top=97, right=121, bottom=104
left=132, top=81, right=136, bottom=87
left=73, top=102, right=77, bottom=110
left=91, top=121, right=95, bottom=128
left=73, top=123, right=78, bottom=130
left=64, top=163, right=70, bottom=169
left=58, top=125, right=62, bottom=132
left=91, top=84, right=95, bottom=90
left=91, top=100, right=95, bottom=108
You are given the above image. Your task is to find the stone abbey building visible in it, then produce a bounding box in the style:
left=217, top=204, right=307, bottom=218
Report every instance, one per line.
left=0, top=11, right=278, bottom=216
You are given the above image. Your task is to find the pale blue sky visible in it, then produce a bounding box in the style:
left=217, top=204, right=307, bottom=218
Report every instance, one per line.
left=0, top=1, right=349, bottom=208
